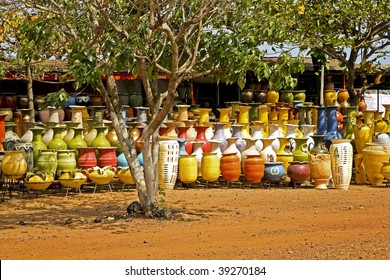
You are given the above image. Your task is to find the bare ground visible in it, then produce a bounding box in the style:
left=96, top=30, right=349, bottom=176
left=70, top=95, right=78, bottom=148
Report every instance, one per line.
left=0, top=182, right=389, bottom=260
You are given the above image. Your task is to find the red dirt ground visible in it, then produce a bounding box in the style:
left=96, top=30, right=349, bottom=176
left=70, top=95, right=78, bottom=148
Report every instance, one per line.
left=0, top=183, right=389, bottom=260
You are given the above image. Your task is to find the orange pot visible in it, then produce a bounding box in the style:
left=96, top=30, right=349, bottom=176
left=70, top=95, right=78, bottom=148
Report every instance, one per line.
left=244, top=155, right=264, bottom=183
left=220, top=153, right=241, bottom=182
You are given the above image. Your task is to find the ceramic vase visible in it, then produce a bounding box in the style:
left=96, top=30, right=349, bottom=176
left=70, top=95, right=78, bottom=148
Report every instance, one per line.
left=36, top=149, right=58, bottom=175
left=329, top=139, right=353, bottom=190
left=97, top=147, right=118, bottom=168
left=259, top=138, right=277, bottom=162
left=77, top=147, right=98, bottom=169
left=241, top=138, right=260, bottom=171
left=1, top=150, right=27, bottom=179
left=179, top=155, right=198, bottom=185
left=201, top=152, right=220, bottom=182
left=287, top=161, right=310, bottom=187
left=158, top=139, right=179, bottom=190
left=57, top=150, right=77, bottom=175
left=223, top=137, right=241, bottom=163
left=263, top=162, right=285, bottom=183
left=292, top=137, right=309, bottom=162
left=276, top=137, right=294, bottom=172
left=362, top=143, right=390, bottom=186
left=30, top=127, right=48, bottom=166
left=14, top=142, right=34, bottom=173
left=220, top=153, right=241, bottom=183
left=90, top=126, right=111, bottom=148
left=244, top=155, right=264, bottom=183
left=47, top=126, right=67, bottom=150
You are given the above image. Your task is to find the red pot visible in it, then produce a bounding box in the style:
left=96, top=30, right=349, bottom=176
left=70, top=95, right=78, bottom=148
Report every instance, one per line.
left=287, top=161, right=310, bottom=185
left=97, top=147, right=118, bottom=168
left=77, top=147, right=97, bottom=169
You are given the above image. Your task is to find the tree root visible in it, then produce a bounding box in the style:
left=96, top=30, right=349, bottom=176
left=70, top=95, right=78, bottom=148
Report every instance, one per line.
left=126, top=201, right=175, bottom=219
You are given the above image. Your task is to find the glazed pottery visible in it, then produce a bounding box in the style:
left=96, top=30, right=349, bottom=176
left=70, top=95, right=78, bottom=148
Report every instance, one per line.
left=77, top=147, right=98, bottom=169
left=354, top=123, right=371, bottom=154
left=194, top=126, right=211, bottom=152
left=263, top=162, right=285, bottom=183
left=380, top=162, right=390, bottom=182
left=97, top=147, right=118, bottom=168
left=30, top=127, right=47, bottom=165
left=293, top=90, right=306, bottom=102
left=292, top=138, right=309, bottom=162
left=241, top=138, right=260, bottom=171
left=1, top=150, right=27, bottom=179
left=309, top=135, right=328, bottom=155
left=259, top=138, right=277, bottom=163
left=158, top=139, right=179, bottom=190
left=279, top=89, right=294, bottom=104
left=223, top=137, right=241, bottom=163
left=90, top=126, right=111, bottom=148
left=67, top=127, right=88, bottom=157
left=266, top=90, right=279, bottom=103
left=220, top=153, right=241, bottom=183
left=176, top=104, right=191, bottom=122
left=14, top=142, right=34, bottom=173
left=201, top=152, right=220, bottom=182
left=57, top=150, right=77, bottom=175
left=308, top=154, right=331, bottom=189
left=329, top=139, right=353, bottom=190
left=217, top=108, right=231, bottom=123
left=287, top=161, right=310, bottom=187
left=237, top=105, right=251, bottom=124
left=324, top=90, right=337, bottom=106
left=276, top=137, right=294, bottom=171
left=47, top=126, right=67, bottom=150
left=179, top=155, right=198, bottom=185
left=244, top=155, right=264, bottom=183
left=362, top=143, right=390, bottom=186
left=36, top=149, right=58, bottom=175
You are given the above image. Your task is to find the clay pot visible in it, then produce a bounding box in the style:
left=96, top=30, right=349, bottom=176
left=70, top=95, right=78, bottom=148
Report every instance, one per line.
left=263, top=162, right=285, bottom=183
left=324, top=90, right=337, bottom=106
left=77, top=147, right=98, bottom=169
left=201, top=152, right=220, bottom=182
left=240, top=89, right=254, bottom=103
left=179, top=155, right=198, bottom=184
left=244, top=155, right=264, bottom=183
left=220, top=153, right=241, bottom=182
left=97, top=147, right=118, bottom=168
left=287, top=161, right=310, bottom=187
left=362, top=143, right=390, bottom=186
left=266, top=90, right=279, bottom=103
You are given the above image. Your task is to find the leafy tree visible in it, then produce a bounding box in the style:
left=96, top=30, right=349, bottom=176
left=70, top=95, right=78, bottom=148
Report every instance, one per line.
left=252, top=0, right=390, bottom=104
left=7, top=0, right=304, bottom=213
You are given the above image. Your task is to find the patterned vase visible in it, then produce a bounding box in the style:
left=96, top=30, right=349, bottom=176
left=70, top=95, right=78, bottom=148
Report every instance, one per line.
left=158, top=139, right=179, bottom=190
left=330, top=139, right=353, bottom=190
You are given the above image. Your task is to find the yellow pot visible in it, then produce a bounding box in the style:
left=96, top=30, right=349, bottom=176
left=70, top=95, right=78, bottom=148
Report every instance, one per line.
left=201, top=152, right=220, bottom=182
left=362, top=143, right=390, bottom=186
left=324, top=90, right=337, bottom=106
left=1, top=150, right=27, bottom=179
left=117, top=168, right=135, bottom=185
left=179, top=155, right=198, bottom=184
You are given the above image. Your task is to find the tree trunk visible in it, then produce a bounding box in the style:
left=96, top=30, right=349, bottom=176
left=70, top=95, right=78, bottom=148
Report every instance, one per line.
left=346, top=66, right=358, bottom=106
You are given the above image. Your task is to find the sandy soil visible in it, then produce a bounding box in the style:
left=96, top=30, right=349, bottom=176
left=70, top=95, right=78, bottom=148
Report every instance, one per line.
left=0, top=182, right=389, bottom=260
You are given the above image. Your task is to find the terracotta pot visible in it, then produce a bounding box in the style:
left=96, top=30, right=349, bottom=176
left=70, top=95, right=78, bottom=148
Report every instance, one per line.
left=362, top=143, right=390, bottom=186
left=77, top=147, right=98, bottom=169
left=97, top=147, right=118, bottom=168
left=309, top=154, right=331, bottom=181
left=287, top=161, right=310, bottom=186
left=244, top=154, right=264, bottom=183
left=220, top=153, right=241, bottom=182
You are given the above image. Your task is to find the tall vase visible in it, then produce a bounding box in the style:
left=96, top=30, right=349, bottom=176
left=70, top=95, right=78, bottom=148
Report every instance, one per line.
left=258, top=105, right=269, bottom=123
left=67, top=127, right=88, bottom=158
left=194, top=125, right=211, bottom=152
left=217, top=108, right=231, bottom=123
left=293, top=137, right=309, bottom=162
left=47, top=126, right=67, bottom=150
left=198, top=108, right=212, bottom=124
left=345, top=106, right=357, bottom=140
left=90, top=126, right=111, bottom=148
left=300, top=124, right=316, bottom=151
left=325, top=105, right=342, bottom=148
left=62, top=121, right=80, bottom=144
left=30, top=126, right=47, bottom=166
left=209, top=139, right=223, bottom=160
left=309, top=137, right=331, bottom=191
left=238, top=105, right=251, bottom=124
left=230, top=124, right=246, bottom=152
left=69, top=105, right=85, bottom=128
left=259, top=138, right=277, bottom=162
left=158, top=139, right=179, bottom=190
left=329, top=139, right=353, bottom=190
left=276, top=137, right=294, bottom=172
left=267, top=123, right=282, bottom=152
left=176, top=104, right=191, bottom=123
left=177, top=126, right=193, bottom=154
left=315, top=106, right=327, bottom=135
left=223, top=137, right=241, bottom=163
left=251, top=121, right=266, bottom=152
left=241, top=138, right=260, bottom=171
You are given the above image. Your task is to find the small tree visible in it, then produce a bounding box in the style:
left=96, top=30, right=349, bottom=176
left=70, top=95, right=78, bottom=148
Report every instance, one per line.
left=251, top=0, right=390, bottom=105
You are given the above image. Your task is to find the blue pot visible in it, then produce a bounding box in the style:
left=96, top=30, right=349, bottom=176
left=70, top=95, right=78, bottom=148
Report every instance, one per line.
left=117, top=152, right=129, bottom=167
left=263, top=162, right=285, bottom=182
